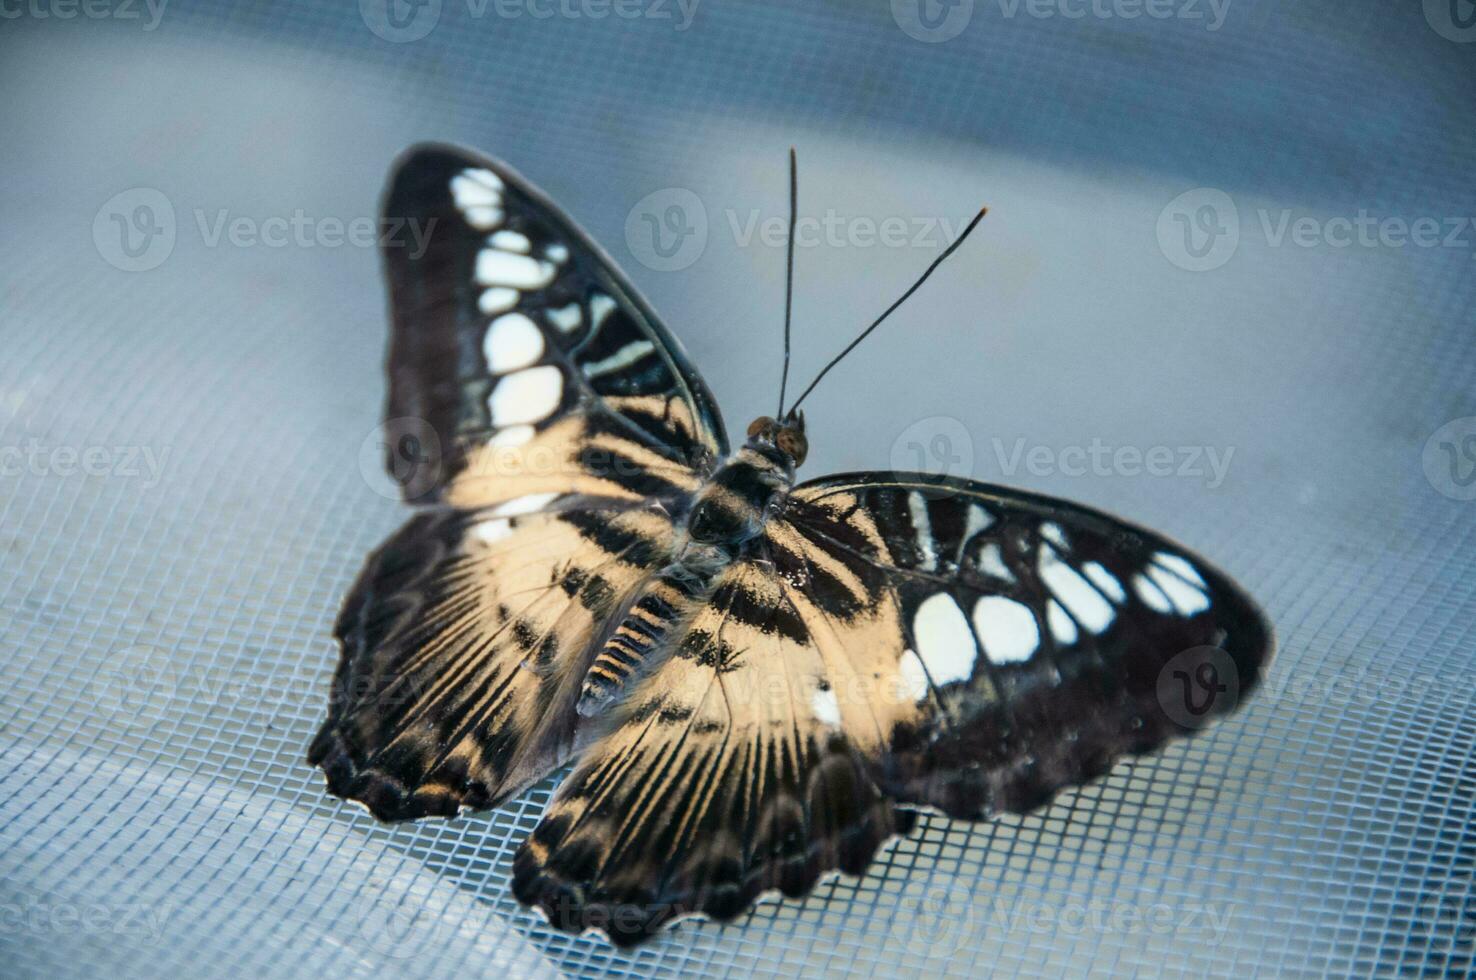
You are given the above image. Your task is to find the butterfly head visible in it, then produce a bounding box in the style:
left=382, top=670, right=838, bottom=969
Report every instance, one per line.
left=746, top=412, right=808, bottom=468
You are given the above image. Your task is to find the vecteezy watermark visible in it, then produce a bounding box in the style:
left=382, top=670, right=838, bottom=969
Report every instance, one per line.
left=989, top=436, right=1235, bottom=488
left=359, top=0, right=698, bottom=42
left=726, top=209, right=975, bottom=252
left=359, top=417, right=445, bottom=501
left=92, top=189, right=437, bottom=272
left=0, top=439, right=170, bottom=488
left=1157, top=646, right=1241, bottom=730
left=885, top=423, right=1234, bottom=489
left=87, top=642, right=341, bottom=732
left=1414, top=874, right=1475, bottom=962
left=0, top=896, right=171, bottom=943
left=1424, top=0, right=1476, bottom=42
left=0, top=0, right=167, bottom=29
left=624, top=188, right=709, bottom=272
left=890, top=416, right=975, bottom=495
left=891, top=0, right=975, bottom=43
left=1422, top=417, right=1476, bottom=502
left=623, top=188, right=977, bottom=272
left=356, top=882, right=447, bottom=958
left=1157, top=188, right=1476, bottom=271
left=1156, top=188, right=1239, bottom=272
left=887, top=872, right=1237, bottom=957
left=892, top=0, right=1230, bottom=42
left=93, top=188, right=177, bottom=273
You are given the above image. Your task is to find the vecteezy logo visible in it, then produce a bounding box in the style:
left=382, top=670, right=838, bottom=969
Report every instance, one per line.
left=1424, top=0, right=1476, bottom=42
left=360, top=417, right=444, bottom=500
left=1423, top=416, right=1476, bottom=501
left=93, top=188, right=176, bottom=272
left=624, top=188, right=707, bottom=272
left=890, top=416, right=974, bottom=497
left=1156, top=188, right=1240, bottom=272
left=355, top=884, right=446, bottom=957
left=86, top=643, right=178, bottom=729
left=891, top=0, right=974, bottom=42
left=1158, top=646, right=1240, bottom=730
left=886, top=871, right=977, bottom=958
left=359, top=0, right=441, bottom=42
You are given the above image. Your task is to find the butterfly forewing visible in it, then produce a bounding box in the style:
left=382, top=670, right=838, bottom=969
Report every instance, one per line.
left=309, top=502, right=677, bottom=820
left=379, top=144, right=727, bottom=508
left=783, top=474, right=1271, bottom=817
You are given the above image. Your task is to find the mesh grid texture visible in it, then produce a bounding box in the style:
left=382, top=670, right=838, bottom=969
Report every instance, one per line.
left=2, top=2, right=1473, bottom=977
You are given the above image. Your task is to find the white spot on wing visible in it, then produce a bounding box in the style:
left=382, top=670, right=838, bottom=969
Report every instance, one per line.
left=462, top=206, right=503, bottom=230
left=1146, top=565, right=1210, bottom=616
left=490, top=424, right=534, bottom=447
left=1040, top=522, right=1068, bottom=550
left=912, top=593, right=976, bottom=685
left=489, top=366, right=563, bottom=426
left=583, top=340, right=655, bottom=378
left=977, top=543, right=1013, bottom=582
left=490, top=230, right=530, bottom=253
left=476, top=249, right=555, bottom=290
left=955, top=503, right=993, bottom=567
left=494, top=492, right=560, bottom=516
left=461, top=168, right=503, bottom=191
left=546, top=243, right=569, bottom=264
left=964, top=504, right=994, bottom=540
left=1047, top=600, right=1078, bottom=646
left=897, top=650, right=930, bottom=702
left=483, top=313, right=544, bottom=373
left=546, top=303, right=582, bottom=333
left=478, top=287, right=518, bottom=315
left=811, top=687, right=841, bottom=727
left=1083, top=561, right=1127, bottom=604
left=589, top=294, right=616, bottom=330
left=1133, top=573, right=1174, bottom=614
left=908, top=493, right=936, bottom=570
left=452, top=171, right=501, bottom=207
left=1039, top=548, right=1115, bottom=634
left=1153, top=551, right=1208, bottom=589
left=972, top=596, right=1039, bottom=665
left=473, top=518, right=512, bottom=544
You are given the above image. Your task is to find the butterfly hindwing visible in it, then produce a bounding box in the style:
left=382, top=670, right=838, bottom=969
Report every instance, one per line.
left=309, top=501, right=678, bottom=820
left=512, top=472, right=1271, bottom=942
left=512, top=559, right=918, bottom=944
left=379, top=143, right=728, bottom=507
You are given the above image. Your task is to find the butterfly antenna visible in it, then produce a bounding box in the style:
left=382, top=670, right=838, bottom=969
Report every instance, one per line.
left=786, top=205, right=988, bottom=415
left=777, top=147, right=798, bottom=418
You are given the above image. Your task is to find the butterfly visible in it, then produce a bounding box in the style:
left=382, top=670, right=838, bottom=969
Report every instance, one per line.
left=308, top=143, right=1273, bottom=946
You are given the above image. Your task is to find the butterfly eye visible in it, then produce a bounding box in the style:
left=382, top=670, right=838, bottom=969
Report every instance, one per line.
left=747, top=416, right=775, bottom=440
left=776, top=428, right=808, bottom=466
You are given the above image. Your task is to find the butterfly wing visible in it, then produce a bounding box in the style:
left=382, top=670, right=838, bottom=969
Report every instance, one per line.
left=376, top=143, right=727, bottom=507
left=310, top=145, right=724, bottom=818
left=512, top=473, right=1271, bottom=943
left=310, top=502, right=676, bottom=820
left=774, top=472, right=1272, bottom=817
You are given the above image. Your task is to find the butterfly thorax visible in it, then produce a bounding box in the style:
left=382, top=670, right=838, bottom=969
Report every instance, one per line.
left=575, top=438, right=798, bottom=717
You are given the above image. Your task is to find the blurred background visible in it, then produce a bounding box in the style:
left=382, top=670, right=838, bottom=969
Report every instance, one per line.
left=1, top=2, right=1473, bottom=977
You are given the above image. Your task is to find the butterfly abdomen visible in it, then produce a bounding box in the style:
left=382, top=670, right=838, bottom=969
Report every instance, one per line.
left=576, top=450, right=790, bottom=717
left=578, top=568, right=708, bottom=716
